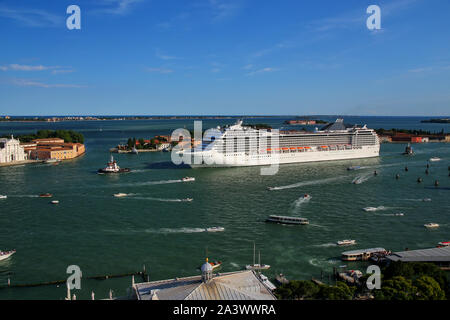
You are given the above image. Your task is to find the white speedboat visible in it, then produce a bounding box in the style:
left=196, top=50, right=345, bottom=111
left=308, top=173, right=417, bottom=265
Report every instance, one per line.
left=0, top=250, right=16, bottom=262
left=206, top=227, right=225, bottom=232
left=183, top=198, right=194, bottom=202
left=363, top=206, right=384, bottom=212
left=0, top=195, right=7, bottom=200
left=424, top=223, right=439, bottom=229
left=429, top=157, right=441, bottom=162
left=337, top=240, right=356, bottom=246
left=51, top=200, right=59, bottom=204
left=182, top=177, right=195, bottom=182
left=114, top=193, right=129, bottom=198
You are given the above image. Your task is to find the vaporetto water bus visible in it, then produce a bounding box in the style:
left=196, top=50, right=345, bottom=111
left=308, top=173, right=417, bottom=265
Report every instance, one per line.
left=183, top=118, right=380, bottom=167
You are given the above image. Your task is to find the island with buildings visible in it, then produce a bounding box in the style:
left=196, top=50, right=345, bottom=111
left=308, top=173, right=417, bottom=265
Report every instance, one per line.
left=376, top=128, right=450, bottom=143
left=421, top=118, right=450, bottom=124
left=0, top=130, right=85, bottom=166
left=112, top=135, right=174, bottom=153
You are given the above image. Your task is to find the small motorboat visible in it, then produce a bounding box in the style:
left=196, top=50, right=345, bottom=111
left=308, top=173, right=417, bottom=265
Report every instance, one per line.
left=429, top=157, right=441, bottom=162
left=98, top=155, right=130, bottom=174
left=114, top=193, right=129, bottom=198
left=363, top=206, right=384, bottom=212
left=206, top=227, right=225, bottom=232
left=437, top=241, right=450, bottom=247
left=45, top=159, right=60, bottom=164
left=39, top=193, right=53, bottom=198
left=183, top=198, right=194, bottom=202
left=403, top=143, right=414, bottom=155
left=337, top=240, right=356, bottom=246
left=0, top=195, right=7, bottom=200
left=352, top=177, right=363, bottom=184
left=51, top=200, right=59, bottom=204
left=0, top=250, right=16, bottom=262
left=182, top=177, right=195, bottom=182
left=424, top=223, right=439, bottom=229
left=303, top=194, right=311, bottom=199
left=347, top=166, right=361, bottom=171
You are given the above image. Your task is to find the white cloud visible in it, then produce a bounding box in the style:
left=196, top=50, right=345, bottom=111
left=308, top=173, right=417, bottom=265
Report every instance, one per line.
left=0, top=5, right=63, bottom=27
left=145, top=67, right=174, bottom=74
left=245, top=67, right=279, bottom=76
left=11, top=78, right=85, bottom=88
left=96, top=0, right=144, bottom=15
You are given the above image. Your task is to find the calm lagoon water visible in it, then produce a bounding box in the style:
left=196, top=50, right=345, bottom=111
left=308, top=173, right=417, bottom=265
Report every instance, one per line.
left=0, top=116, right=449, bottom=299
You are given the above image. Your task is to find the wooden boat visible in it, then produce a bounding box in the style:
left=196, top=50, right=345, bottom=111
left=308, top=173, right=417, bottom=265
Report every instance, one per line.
left=0, top=250, right=16, bottom=262
left=39, top=193, right=53, bottom=198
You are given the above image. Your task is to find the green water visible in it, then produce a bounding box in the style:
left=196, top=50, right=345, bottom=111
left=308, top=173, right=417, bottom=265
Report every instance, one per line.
left=0, top=117, right=449, bottom=299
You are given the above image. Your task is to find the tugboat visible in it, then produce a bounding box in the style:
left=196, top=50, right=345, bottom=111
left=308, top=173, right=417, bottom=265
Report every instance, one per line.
left=403, top=143, right=414, bottom=155
left=0, top=249, right=16, bottom=262
left=98, top=155, right=130, bottom=174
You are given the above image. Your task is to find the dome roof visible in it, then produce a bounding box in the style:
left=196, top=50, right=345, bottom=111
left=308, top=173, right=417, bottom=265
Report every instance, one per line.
left=201, top=260, right=213, bottom=272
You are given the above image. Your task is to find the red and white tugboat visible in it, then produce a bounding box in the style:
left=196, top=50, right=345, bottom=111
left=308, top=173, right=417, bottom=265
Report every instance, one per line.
left=98, top=155, right=130, bottom=174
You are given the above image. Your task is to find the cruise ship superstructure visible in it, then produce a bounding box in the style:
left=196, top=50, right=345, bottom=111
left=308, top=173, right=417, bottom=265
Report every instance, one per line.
left=184, top=119, right=380, bottom=167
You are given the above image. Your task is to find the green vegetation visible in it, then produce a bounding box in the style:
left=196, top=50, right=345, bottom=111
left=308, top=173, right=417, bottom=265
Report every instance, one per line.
left=125, top=136, right=170, bottom=150
left=275, top=280, right=355, bottom=300
left=275, top=262, right=449, bottom=300
left=1, top=130, right=84, bottom=144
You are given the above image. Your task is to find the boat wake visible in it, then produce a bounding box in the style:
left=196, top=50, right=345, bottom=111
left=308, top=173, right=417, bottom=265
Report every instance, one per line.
left=351, top=172, right=373, bottom=185
left=107, top=179, right=183, bottom=188
left=7, top=194, right=39, bottom=198
left=230, top=262, right=240, bottom=269
left=126, top=196, right=193, bottom=202
left=293, top=195, right=312, bottom=209
left=314, top=242, right=337, bottom=248
left=269, top=176, right=346, bottom=191
left=363, top=206, right=387, bottom=212
left=104, top=227, right=218, bottom=234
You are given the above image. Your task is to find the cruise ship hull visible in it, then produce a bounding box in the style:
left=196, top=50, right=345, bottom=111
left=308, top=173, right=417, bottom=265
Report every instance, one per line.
left=188, top=145, right=379, bottom=168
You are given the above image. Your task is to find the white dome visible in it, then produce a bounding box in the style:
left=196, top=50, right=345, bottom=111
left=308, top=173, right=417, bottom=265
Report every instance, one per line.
left=201, top=261, right=213, bottom=272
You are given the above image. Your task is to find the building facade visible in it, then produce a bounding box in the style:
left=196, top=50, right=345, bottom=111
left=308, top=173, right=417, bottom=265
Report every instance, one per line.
left=0, top=136, right=27, bottom=163
left=30, top=142, right=85, bottom=160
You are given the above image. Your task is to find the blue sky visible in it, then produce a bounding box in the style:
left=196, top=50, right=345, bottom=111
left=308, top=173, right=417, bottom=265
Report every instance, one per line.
left=0, top=0, right=449, bottom=116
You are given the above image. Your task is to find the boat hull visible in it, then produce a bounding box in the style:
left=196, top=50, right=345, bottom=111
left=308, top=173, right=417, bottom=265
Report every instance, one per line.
left=188, top=145, right=380, bottom=168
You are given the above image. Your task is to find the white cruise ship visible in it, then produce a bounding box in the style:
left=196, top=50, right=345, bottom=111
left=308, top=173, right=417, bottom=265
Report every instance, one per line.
left=183, top=118, right=380, bottom=167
